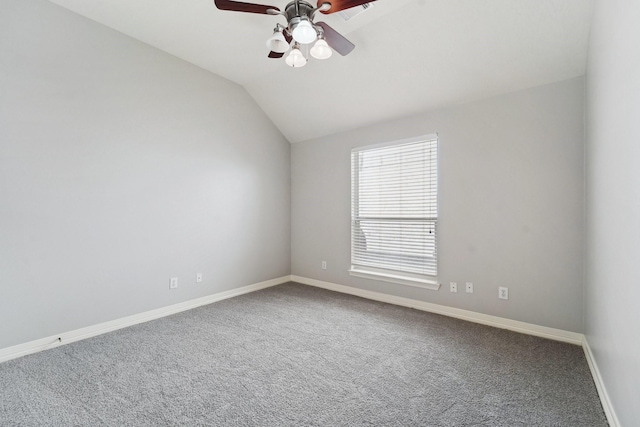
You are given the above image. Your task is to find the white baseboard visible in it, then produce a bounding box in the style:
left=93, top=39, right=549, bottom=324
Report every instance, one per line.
left=0, top=275, right=289, bottom=364
left=2, top=273, right=617, bottom=426
left=582, top=337, right=621, bottom=427
left=291, top=275, right=584, bottom=345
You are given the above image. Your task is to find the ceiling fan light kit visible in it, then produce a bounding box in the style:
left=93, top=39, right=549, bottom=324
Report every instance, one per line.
left=266, top=26, right=290, bottom=53
left=310, top=38, right=332, bottom=59
left=214, top=0, right=371, bottom=67
left=292, top=18, right=318, bottom=44
left=285, top=43, right=307, bottom=67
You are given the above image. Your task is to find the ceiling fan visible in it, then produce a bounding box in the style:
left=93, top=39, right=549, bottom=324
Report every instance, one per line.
left=213, top=0, right=376, bottom=67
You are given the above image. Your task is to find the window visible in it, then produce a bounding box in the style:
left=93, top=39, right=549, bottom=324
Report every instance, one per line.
left=350, top=135, right=439, bottom=290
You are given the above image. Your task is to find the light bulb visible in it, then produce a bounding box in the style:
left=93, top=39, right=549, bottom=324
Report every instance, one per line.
left=266, top=30, right=289, bottom=54
left=292, top=19, right=317, bottom=44
left=285, top=46, right=307, bottom=68
left=310, top=39, right=332, bottom=60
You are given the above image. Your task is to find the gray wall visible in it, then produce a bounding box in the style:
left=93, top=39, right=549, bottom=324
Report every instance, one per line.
left=0, top=0, right=290, bottom=350
left=585, top=0, right=640, bottom=424
left=292, top=77, right=585, bottom=332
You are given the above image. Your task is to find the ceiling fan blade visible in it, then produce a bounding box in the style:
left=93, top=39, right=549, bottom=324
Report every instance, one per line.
left=316, top=0, right=375, bottom=14
left=268, top=51, right=285, bottom=58
left=214, top=0, right=280, bottom=14
left=283, top=30, right=293, bottom=44
left=316, top=22, right=355, bottom=56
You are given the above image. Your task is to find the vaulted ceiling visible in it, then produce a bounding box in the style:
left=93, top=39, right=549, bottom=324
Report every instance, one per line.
left=47, top=0, right=593, bottom=143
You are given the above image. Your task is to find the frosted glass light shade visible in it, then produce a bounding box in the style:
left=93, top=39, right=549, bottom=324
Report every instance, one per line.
left=310, top=39, right=332, bottom=59
left=266, top=31, right=289, bottom=53
left=285, top=47, right=306, bottom=67
left=292, top=20, right=317, bottom=44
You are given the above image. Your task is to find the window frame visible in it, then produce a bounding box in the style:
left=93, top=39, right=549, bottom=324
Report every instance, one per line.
left=349, top=134, right=440, bottom=291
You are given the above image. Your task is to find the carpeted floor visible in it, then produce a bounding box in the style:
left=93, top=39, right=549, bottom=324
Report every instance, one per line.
left=0, top=282, right=608, bottom=426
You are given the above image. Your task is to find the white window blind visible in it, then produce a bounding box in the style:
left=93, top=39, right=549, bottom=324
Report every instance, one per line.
left=351, top=135, right=438, bottom=283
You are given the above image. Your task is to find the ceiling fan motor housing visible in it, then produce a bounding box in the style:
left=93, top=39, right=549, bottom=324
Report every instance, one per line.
left=284, top=1, right=317, bottom=36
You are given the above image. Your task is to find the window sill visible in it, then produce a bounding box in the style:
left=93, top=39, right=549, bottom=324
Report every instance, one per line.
left=348, top=268, right=440, bottom=291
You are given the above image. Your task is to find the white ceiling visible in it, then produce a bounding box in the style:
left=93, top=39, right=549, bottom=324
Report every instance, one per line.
left=48, top=0, right=593, bottom=143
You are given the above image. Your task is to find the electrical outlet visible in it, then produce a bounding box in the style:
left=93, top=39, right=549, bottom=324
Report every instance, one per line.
left=170, top=277, right=178, bottom=289
left=450, top=282, right=457, bottom=293
left=465, top=282, right=473, bottom=293
left=196, top=273, right=202, bottom=283
left=499, top=287, right=509, bottom=300
left=321, top=261, right=327, bottom=270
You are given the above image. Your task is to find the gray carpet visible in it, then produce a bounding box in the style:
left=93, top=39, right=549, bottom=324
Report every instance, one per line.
left=0, top=282, right=607, bottom=426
